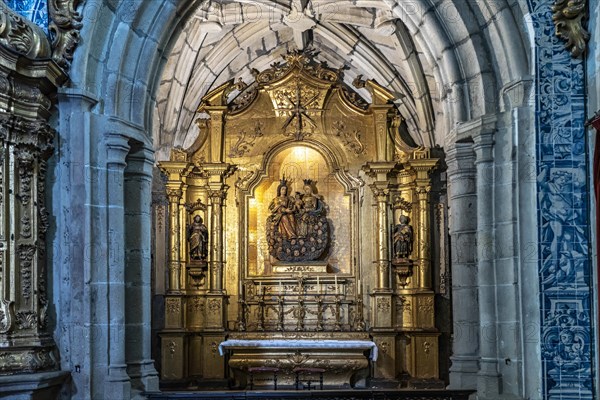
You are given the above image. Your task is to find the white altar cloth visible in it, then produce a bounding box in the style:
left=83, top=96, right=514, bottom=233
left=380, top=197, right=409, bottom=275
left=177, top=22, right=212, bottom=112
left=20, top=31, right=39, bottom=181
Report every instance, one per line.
left=218, top=339, right=378, bottom=361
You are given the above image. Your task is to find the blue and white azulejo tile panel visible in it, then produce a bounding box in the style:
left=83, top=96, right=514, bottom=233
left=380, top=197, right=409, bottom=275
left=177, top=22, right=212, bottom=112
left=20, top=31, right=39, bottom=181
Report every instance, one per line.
left=529, top=0, right=596, bottom=398
left=6, top=0, right=49, bottom=33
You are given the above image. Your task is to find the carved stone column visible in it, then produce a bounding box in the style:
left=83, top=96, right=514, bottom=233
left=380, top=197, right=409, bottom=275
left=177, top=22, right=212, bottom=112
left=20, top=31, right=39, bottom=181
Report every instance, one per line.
left=446, top=143, right=479, bottom=390
left=124, top=145, right=160, bottom=392
left=104, top=134, right=133, bottom=398
left=473, top=132, right=501, bottom=394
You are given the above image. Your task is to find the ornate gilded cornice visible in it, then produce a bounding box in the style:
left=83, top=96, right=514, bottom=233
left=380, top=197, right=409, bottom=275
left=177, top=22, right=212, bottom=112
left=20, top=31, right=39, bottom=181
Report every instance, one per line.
left=48, top=0, right=83, bottom=71
left=0, top=0, right=51, bottom=59
left=552, top=0, right=589, bottom=58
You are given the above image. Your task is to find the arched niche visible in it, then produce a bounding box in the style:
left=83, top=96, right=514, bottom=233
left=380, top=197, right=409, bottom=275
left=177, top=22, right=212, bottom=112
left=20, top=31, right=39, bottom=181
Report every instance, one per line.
left=243, top=143, right=360, bottom=278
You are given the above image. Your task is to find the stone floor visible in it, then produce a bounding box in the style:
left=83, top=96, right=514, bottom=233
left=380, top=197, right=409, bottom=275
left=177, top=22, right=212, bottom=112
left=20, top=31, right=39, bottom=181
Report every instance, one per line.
left=147, top=389, right=474, bottom=400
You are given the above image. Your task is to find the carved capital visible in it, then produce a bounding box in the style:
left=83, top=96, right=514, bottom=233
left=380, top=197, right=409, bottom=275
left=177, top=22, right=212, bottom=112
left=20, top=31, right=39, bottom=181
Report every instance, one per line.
left=369, top=184, right=389, bottom=201
left=208, top=188, right=228, bottom=204
left=166, top=189, right=183, bottom=203
left=415, top=186, right=431, bottom=197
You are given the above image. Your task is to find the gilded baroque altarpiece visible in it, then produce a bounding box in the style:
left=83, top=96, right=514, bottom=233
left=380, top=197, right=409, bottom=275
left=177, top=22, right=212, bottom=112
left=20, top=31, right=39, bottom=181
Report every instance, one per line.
left=157, top=50, right=440, bottom=388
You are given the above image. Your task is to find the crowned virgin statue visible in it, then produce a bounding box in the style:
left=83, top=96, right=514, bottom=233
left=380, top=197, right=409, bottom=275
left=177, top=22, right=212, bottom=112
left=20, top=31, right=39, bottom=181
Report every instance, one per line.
left=267, top=178, right=329, bottom=262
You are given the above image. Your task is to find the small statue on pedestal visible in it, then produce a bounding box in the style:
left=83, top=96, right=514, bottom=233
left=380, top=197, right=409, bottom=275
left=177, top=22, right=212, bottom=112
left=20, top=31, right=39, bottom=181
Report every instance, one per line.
left=188, top=215, right=208, bottom=261
left=392, top=215, right=413, bottom=287
left=393, top=215, right=413, bottom=260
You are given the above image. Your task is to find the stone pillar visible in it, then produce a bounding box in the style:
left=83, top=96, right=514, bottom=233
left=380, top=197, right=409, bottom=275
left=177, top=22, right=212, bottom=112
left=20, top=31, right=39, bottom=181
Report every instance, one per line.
left=124, top=145, right=159, bottom=392
left=104, top=134, right=132, bottom=398
left=473, top=132, right=501, bottom=394
left=446, top=143, right=479, bottom=390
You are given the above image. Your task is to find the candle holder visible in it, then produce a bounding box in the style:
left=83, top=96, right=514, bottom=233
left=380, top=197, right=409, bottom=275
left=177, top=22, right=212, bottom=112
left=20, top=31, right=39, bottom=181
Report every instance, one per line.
left=355, top=296, right=366, bottom=331
left=334, top=294, right=343, bottom=331
left=316, top=295, right=325, bottom=331
left=276, top=295, right=285, bottom=331
left=294, top=299, right=306, bottom=331
left=236, top=298, right=247, bottom=331
left=256, top=287, right=266, bottom=331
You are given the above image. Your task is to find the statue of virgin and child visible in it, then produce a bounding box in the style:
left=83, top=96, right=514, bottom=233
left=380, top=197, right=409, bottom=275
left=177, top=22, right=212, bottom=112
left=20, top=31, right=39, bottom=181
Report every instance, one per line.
left=267, top=177, right=329, bottom=262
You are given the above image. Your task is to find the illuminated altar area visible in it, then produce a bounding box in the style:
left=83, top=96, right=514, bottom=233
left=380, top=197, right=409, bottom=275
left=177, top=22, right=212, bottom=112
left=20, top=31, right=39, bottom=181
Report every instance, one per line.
left=157, top=50, right=441, bottom=389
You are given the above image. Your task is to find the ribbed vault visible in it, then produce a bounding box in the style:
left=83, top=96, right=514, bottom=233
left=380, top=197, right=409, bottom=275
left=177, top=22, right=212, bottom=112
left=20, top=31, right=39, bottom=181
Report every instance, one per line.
left=147, top=0, right=530, bottom=159
left=72, top=0, right=531, bottom=158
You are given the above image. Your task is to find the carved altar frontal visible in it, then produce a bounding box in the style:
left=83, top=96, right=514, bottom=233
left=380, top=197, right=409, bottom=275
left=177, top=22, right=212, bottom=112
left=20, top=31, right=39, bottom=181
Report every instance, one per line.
left=157, top=49, right=441, bottom=389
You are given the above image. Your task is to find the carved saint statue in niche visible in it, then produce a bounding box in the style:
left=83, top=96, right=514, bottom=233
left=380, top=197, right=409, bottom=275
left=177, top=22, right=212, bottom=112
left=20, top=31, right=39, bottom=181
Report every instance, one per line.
left=188, top=215, right=208, bottom=261
left=393, top=215, right=413, bottom=260
left=267, top=178, right=329, bottom=262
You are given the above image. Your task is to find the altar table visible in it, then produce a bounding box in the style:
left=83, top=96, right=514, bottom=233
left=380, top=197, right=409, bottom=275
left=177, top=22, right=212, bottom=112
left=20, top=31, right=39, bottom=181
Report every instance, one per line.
left=219, top=339, right=378, bottom=389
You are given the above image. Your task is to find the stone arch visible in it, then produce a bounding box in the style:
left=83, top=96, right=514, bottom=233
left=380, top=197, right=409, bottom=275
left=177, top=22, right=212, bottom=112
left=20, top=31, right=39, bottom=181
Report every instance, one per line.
left=51, top=1, right=543, bottom=398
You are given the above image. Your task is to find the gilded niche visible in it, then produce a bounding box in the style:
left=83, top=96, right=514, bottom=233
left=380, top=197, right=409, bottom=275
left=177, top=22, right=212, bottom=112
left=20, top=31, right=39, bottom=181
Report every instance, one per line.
left=266, top=177, right=329, bottom=262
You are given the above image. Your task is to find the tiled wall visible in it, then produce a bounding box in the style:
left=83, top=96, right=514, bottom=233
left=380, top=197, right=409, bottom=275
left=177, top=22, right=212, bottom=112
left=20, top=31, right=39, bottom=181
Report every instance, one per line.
left=531, top=0, right=596, bottom=398
left=6, top=0, right=48, bottom=33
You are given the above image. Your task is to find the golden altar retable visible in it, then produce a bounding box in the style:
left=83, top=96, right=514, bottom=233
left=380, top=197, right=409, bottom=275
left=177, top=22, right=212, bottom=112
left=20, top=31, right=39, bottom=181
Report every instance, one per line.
left=157, top=49, right=440, bottom=388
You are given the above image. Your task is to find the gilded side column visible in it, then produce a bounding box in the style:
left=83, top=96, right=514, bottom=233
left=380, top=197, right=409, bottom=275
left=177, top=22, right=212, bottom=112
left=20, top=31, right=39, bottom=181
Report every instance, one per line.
left=167, top=188, right=183, bottom=293
left=158, top=162, right=191, bottom=294
left=415, top=186, right=431, bottom=289
left=371, top=185, right=391, bottom=290
left=410, top=157, right=438, bottom=290
left=208, top=189, right=226, bottom=293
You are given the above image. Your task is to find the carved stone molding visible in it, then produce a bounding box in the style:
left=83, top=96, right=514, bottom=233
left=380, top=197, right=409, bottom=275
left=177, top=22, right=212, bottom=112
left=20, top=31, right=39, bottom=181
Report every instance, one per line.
left=553, top=0, right=589, bottom=58
left=48, top=0, right=83, bottom=71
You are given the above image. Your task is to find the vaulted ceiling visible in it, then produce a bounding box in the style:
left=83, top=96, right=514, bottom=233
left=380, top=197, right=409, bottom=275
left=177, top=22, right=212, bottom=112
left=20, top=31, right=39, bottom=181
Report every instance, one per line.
left=148, top=0, right=530, bottom=159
